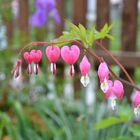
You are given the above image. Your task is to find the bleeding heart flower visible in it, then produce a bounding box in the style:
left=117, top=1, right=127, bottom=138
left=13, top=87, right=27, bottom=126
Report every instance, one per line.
left=23, top=52, right=33, bottom=75
left=61, top=45, right=80, bottom=76
left=132, top=90, right=140, bottom=117
left=79, top=55, right=90, bottom=87
left=30, top=50, right=42, bottom=75
left=104, top=80, right=124, bottom=110
left=46, top=46, right=60, bottom=75
left=98, top=62, right=110, bottom=92
left=14, top=58, right=22, bottom=78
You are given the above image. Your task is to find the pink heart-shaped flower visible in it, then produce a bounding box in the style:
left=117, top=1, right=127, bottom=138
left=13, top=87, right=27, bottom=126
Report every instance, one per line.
left=23, top=52, right=33, bottom=64
left=61, top=45, right=80, bottom=65
left=104, top=80, right=124, bottom=100
left=46, top=46, right=60, bottom=63
left=30, top=49, right=42, bottom=64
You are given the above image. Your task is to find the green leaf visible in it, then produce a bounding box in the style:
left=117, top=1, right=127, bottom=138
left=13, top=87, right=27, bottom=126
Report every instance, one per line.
left=129, top=125, right=140, bottom=137
left=110, top=136, right=133, bottom=140
left=95, top=116, right=128, bottom=130
left=101, top=24, right=108, bottom=33
left=78, top=24, right=86, bottom=40
left=66, top=20, right=80, bottom=33
left=106, top=34, right=114, bottom=40
left=88, top=25, right=95, bottom=46
left=95, top=24, right=113, bottom=40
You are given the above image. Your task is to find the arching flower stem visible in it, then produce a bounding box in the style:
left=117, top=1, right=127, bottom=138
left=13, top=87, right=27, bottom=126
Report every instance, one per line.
left=15, top=39, right=140, bottom=91
left=96, top=40, right=135, bottom=86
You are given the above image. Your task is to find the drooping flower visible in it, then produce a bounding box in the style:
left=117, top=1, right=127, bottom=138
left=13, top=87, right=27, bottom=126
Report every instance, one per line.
left=30, top=0, right=60, bottom=27
left=61, top=45, right=80, bottom=76
left=13, top=58, right=22, bottom=78
left=104, top=80, right=124, bottom=110
left=132, top=90, right=140, bottom=117
left=98, top=62, right=110, bottom=92
left=23, top=52, right=33, bottom=75
left=46, top=46, right=60, bottom=75
left=79, top=55, right=91, bottom=87
left=30, top=50, right=42, bottom=75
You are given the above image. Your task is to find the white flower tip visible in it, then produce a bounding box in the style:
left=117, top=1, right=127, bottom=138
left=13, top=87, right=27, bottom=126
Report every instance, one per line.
left=100, top=80, right=109, bottom=93
left=134, top=107, right=140, bottom=118
left=51, top=63, right=56, bottom=75
left=80, top=75, right=90, bottom=87
left=109, top=97, right=117, bottom=111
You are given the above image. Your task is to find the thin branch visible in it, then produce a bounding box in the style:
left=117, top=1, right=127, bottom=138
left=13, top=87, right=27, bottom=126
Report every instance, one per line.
left=96, top=40, right=135, bottom=86
left=16, top=39, right=140, bottom=91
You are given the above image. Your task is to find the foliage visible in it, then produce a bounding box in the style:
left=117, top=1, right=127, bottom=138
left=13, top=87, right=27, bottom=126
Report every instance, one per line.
left=58, top=20, right=114, bottom=47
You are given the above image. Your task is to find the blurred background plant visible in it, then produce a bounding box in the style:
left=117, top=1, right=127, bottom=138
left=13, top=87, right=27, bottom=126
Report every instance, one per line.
left=0, top=0, right=140, bottom=140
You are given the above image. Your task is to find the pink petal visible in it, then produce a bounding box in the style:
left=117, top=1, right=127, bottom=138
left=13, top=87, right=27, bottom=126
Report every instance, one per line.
left=30, top=50, right=42, bottom=64
left=46, top=46, right=60, bottom=63
left=133, top=91, right=140, bottom=108
left=98, top=62, right=109, bottom=83
left=79, top=55, right=90, bottom=76
left=113, top=80, right=124, bottom=100
left=61, top=45, right=80, bottom=65
left=23, top=52, right=33, bottom=64
left=104, top=80, right=114, bottom=99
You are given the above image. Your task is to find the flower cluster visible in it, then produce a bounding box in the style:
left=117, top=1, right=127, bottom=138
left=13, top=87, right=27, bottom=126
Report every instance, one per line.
left=14, top=45, right=91, bottom=87
left=30, top=0, right=60, bottom=27
left=13, top=43, right=140, bottom=117
left=98, top=62, right=124, bottom=110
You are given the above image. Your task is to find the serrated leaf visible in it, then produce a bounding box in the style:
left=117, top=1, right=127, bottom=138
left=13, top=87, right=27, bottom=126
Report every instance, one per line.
left=95, top=116, right=128, bottom=130
left=95, top=24, right=113, bottom=40
left=106, top=34, right=114, bottom=40
left=78, top=24, right=86, bottom=40
left=66, top=20, right=80, bottom=33
left=101, top=24, right=108, bottom=33
left=88, top=25, right=95, bottom=46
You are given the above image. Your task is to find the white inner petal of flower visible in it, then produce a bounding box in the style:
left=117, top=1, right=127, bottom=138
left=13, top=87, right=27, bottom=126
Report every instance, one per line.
left=109, top=96, right=117, bottom=110
left=100, top=79, right=109, bottom=93
left=51, top=63, right=54, bottom=73
left=134, top=106, right=140, bottom=118
left=33, top=64, right=38, bottom=74
left=33, top=64, right=36, bottom=73
left=71, top=65, right=75, bottom=75
left=80, top=75, right=90, bottom=87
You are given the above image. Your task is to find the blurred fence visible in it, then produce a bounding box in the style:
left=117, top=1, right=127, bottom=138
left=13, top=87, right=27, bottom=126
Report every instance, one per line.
left=2, top=0, right=140, bottom=100
left=54, top=0, right=140, bottom=100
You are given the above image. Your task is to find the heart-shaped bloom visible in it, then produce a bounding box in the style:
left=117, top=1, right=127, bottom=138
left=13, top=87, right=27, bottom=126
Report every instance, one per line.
left=23, top=52, right=33, bottom=75
left=98, top=62, right=110, bottom=92
left=30, top=50, right=42, bottom=75
left=132, top=90, right=140, bottom=117
left=13, top=58, right=22, bottom=78
left=104, top=80, right=124, bottom=110
left=61, top=45, right=80, bottom=76
left=30, top=50, right=42, bottom=64
left=79, top=55, right=90, bottom=87
left=46, top=46, right=60, bottom=75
